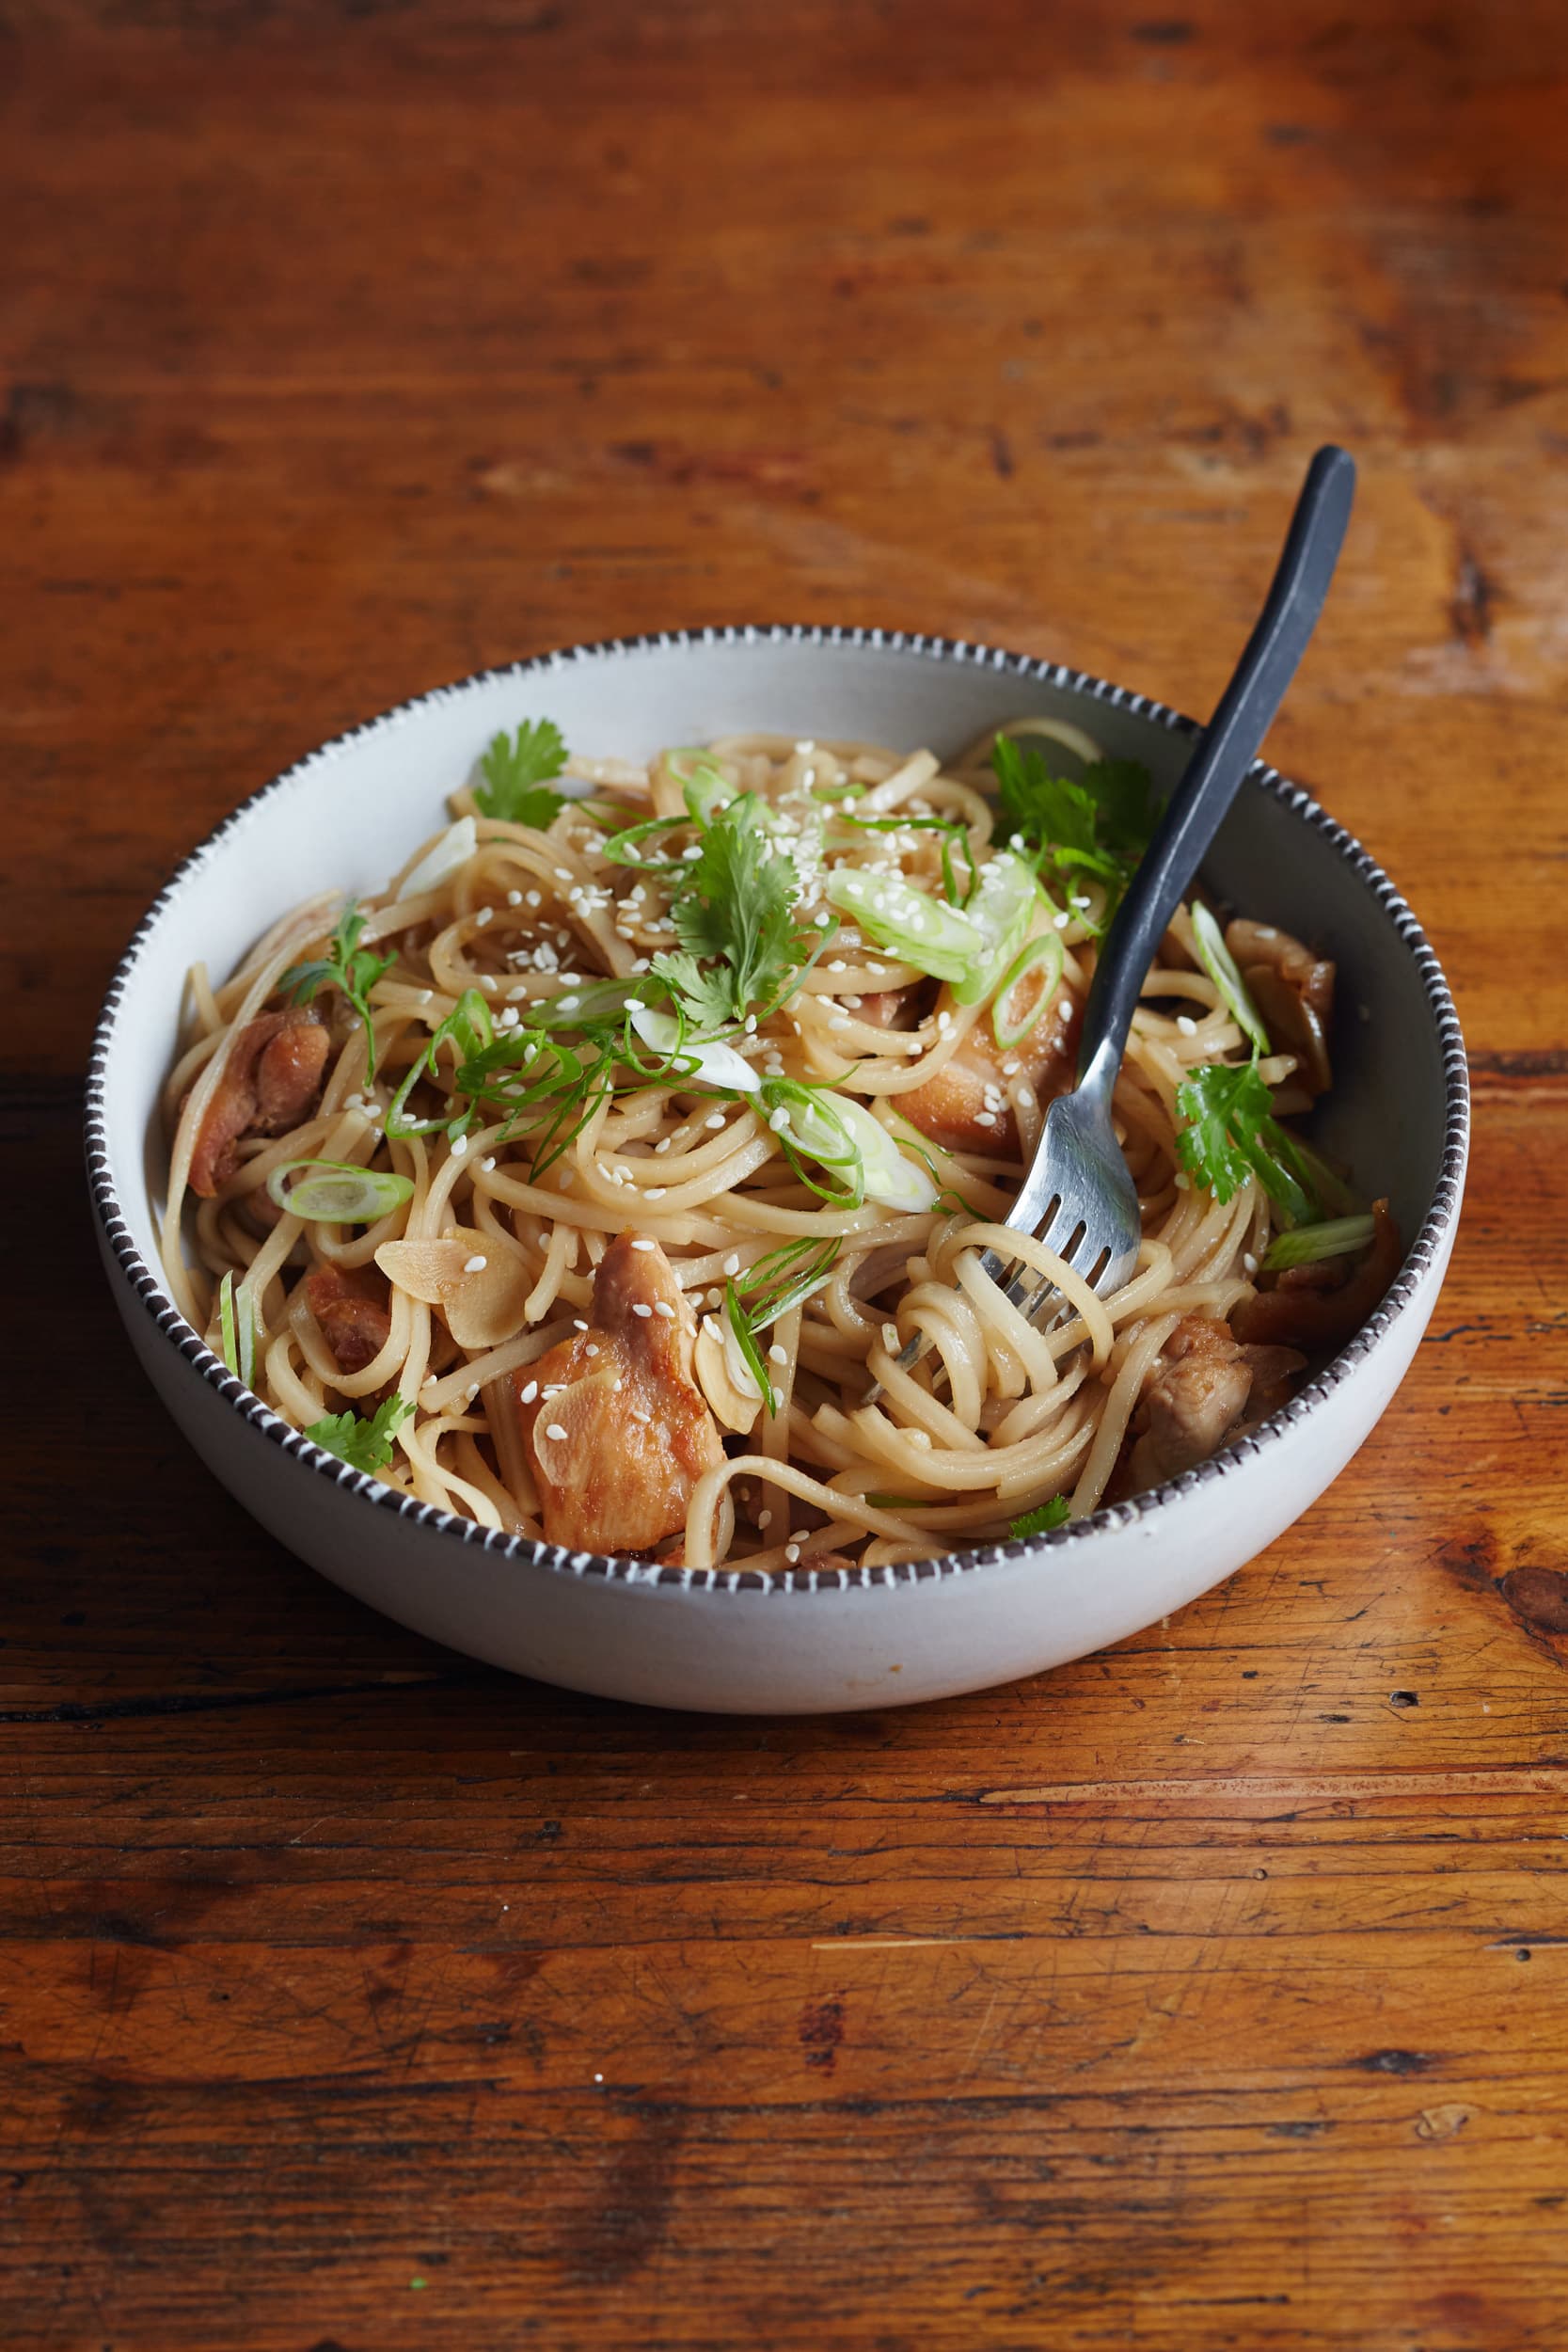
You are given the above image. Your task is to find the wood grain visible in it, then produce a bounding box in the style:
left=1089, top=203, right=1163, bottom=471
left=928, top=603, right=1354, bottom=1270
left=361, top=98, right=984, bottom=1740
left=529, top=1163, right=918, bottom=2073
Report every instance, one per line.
left=3, top=3, right=1567, bottom=2345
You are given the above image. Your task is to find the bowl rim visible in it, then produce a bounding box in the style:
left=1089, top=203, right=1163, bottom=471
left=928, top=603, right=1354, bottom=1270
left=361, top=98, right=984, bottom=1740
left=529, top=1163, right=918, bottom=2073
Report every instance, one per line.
left=85, top=622, right=1469, bottom=1598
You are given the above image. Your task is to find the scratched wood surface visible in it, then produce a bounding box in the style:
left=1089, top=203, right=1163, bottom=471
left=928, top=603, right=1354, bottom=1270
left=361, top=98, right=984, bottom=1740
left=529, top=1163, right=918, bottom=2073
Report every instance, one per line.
left=4, top=3, right=1568, bottom=2347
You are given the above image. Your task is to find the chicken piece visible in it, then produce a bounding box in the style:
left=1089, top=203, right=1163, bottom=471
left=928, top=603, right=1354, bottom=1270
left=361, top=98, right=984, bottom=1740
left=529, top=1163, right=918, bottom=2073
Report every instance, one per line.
left=510, top=1233, right=725, bottom=1553
left=1131, top=1315, right=1307, bottom=1488
left=1231, top=1200, right=1402, bottom=1354
left=304, top=1262, right=393, bottom=1375
left=1226, top=918, right=1335, bottom=1097
left=187, top=1008, right=330, bottom=1196
left=900, top=978, right=1081, bottom=1154
left=858, top=987, right=924, bottom=1032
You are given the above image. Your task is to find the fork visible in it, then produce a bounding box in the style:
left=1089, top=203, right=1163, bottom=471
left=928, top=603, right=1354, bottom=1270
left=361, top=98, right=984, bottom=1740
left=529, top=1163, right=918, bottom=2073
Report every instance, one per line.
left=868, top=441, right=1357, bottom=1401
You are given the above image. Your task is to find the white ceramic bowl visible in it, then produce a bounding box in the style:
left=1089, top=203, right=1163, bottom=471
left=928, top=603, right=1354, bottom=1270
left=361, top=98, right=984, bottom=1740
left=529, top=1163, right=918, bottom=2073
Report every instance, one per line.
left=87, top=628, right=1468, bottom=1714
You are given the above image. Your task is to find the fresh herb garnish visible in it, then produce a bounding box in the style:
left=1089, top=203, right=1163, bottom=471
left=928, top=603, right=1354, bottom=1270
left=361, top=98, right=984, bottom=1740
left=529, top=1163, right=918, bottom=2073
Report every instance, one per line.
left=385, top=986, right=495, bottom=1141
left=646, top=948, right=736, bottom=1038
left=1174, top=1057, right=1318, bottom=1225
left=303, top=1393, right=415, bottom=1474
left=990, top=734, right=1159, bottom=934
left=473, top=719, right=568, bottom=826
left=1010, top=1495, right=1070, bottom=1538
left=658, top=792, right=830, bottom=1029
left=720, top=1242, right=840, bottom=1418
left=279, top=899, right=394, bottom=1079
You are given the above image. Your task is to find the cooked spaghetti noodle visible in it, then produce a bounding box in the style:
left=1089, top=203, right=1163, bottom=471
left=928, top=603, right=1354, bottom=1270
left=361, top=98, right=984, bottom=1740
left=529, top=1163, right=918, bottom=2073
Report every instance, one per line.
left=160, top=718, right=1395, bottom=1570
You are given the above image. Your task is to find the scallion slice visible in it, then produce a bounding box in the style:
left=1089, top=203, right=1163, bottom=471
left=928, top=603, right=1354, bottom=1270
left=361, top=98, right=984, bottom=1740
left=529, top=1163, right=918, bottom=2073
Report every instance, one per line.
left=266, top=1159, right=416, bottom=1224
left=1261, top=1214, right=1375, bottom=1273
left=990, top=931, right=1065, bottom=1051
left=1191, top=903, right=1270, bottom=1057
left=824, top=867, right=977, bottom=985
left=950, top=851, right=1041, bottom=1007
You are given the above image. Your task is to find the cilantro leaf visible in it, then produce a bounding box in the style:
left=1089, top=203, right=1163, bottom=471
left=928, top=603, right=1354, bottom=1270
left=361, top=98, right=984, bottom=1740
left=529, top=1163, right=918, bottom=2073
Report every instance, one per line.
left=990, top=734, right=1158, bottom=932
left=474, top=719, right=568, bottom=825
left=664, top=792, right=822, bottom=1027
left=1010, top=1496, right=1070, bottom=1538
left=648, top=948, right=739, bottom=1038
left=1175, top=1057, right=1318, bottom=1225
left=278, top=899, right=394, bottom=1079
left=303, top=1393, right=414, bottom=1474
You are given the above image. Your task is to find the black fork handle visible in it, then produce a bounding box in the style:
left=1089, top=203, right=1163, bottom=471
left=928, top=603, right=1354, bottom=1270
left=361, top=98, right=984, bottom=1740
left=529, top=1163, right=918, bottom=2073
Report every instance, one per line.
left=1076, top=443, right=1356, bottom=1104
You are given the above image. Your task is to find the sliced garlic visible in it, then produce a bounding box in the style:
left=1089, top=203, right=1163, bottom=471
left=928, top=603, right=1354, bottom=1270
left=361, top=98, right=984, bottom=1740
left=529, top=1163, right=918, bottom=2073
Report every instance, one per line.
left=694, top=1311, right=763, bottom=1434
left=375, top=1228, right=532, bottom=1350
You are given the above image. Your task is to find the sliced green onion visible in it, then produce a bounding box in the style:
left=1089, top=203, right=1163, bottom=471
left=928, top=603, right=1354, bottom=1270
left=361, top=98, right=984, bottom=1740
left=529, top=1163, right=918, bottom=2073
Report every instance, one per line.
left=1191, top=902, right=1270, bottom=1057
left=215, top=1269, right=257, bottom=1387
left=216, top=1270, right=238, bottom=1375
left=813, top=775, right=867, bottom=802
left=725, top=1279, right=780, bottom=1417
left=951, top=851, right=1041, bottom=1007
left=990, top=932, right=1065, bottom=1051
left=1276, top=1133, right=1361, bottom=1219
left=756, top=1077, right=865, bottom=1206
left=843, top=813, right=979, bottom=906
left=266, top=1159, right=416, bottom=1224
left=824, top=867, right=977, bottom=984
left=674, top=754, right=736, bottom=829
left=826, top=1095, right=938, bottom=1212
left=626, top=1002, right=760, bottom=1094
left=1261, top=1214, right=1375, bottom=1273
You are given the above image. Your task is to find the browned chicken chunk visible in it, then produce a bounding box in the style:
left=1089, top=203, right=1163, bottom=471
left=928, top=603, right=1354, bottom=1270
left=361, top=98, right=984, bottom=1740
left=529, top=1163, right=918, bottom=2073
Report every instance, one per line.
left=1131, top=1315, right=1307, bottom=1488
left=187, top=1008, right=330, bottom=1196
left=1231, top=1200, right=1402, bottom=1354
left=304, top=1262, right=393, bottom=1375
left=1226, top=918, right=1335, bottom=1096
left=510, top=1233, right=725, bottom=1554
left=900, top=975, right=1082, bottom=1154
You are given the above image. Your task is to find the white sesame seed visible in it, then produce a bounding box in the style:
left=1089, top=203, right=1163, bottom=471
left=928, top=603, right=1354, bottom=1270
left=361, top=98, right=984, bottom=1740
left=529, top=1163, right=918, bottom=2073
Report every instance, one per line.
left=481, top=1156, right=496, bottom=1172
left=909, top=1428, right=932, bottom=1450
left=507, top=888, right=522, bottom=906
left=1243, top=1252, right=1259, bottom=1275
left=653, top=1300, right=675, bottom=1319
left=974, top=1110, right=997, bottom=1128
left=644, top=1186, right=667, bottom=1200
left=1177, top=1014, right=1197, bottom=1037
left=474, top=906, right=494, bottom=928
left=1017, top=1085, right=1035, bottom=1107
left=632, top=1303, right=653, bottom=1318
left=450, top=1134, right=469, bottom=1157
left=1053, top=911, right=1069, bottom=930
left=630, top=1236, right=656, bottom=1251
left=526, top=890, right=542, bottom=908
left=757, top=1510, right=772, bottom=1530
left=463, top=1254, right=487, bottom=1273
left=723, top=1254, right=741, bottom=1276
left=705, top=1113, right=725, bottom=1131
left=768, top=1343, right=788, bottom=1366
left=815, top=912, right=832, bottom=928
left=466, top=1383, right=480, bottom=1402
left=544, top=1422, right=569, bottom=1442
left=785, top=1542, right=801, bottom=1563
left=553, top=867, right=573, bottom=882
left=1174, top=1172, right=1191, bottom=1191
left=519, top=1380, right=538, bottom=1404
left=585, top=1343, right=600, bottom=1357
left=744, top=1014, right=757, bottom=1034
left=632, top=1406, right=652, bottom=1424
left=768, top=1108, right=790, bottom=1133
left=573, top=1318, right=589, bottom=1331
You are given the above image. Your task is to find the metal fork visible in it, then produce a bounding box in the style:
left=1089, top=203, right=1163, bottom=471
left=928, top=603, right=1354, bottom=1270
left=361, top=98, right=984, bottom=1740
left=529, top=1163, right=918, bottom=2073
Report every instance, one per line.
left=869, top=442, right=1357, bottom=1401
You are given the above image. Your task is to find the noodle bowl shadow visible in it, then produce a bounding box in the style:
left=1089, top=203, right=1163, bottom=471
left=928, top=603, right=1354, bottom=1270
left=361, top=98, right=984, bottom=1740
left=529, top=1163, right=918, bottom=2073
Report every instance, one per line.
left=87, top=628, right=1468, bottom=1714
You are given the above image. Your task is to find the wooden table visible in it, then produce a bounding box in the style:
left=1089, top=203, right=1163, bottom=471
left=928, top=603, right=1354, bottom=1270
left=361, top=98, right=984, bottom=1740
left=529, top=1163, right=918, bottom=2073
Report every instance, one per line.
left=6, top=5, right=1567, bottom=2344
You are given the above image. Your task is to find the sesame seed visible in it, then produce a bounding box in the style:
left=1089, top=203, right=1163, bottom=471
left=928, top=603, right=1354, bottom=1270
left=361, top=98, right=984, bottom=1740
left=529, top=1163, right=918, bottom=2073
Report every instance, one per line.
left=653, top=1300, right=675, bottom=1319
left=481, top=1156, right=496, bottom=1171
left=974, top=1111, right=997, bottom=1128
left=507, top=889, right=522, bottom=906
left=768, top=1343, right=788, bottom=1366
left=744, top=1014, right=757, bottom=1034
left=519, top=1380, right=538, bottom=1403
left=543, top=1385, right=563, bottom=1397
left=1243, top=1252, right=1259, bottom=1275
left=815, top=912, right=832, bottom=928
left=526, top=890, right=542, bottom=908
left=723, top=1253, right=741, bottom=1276
left=466, top=1383, right=480, bottom=1401
left=1053, top=911, right=1069, bottom=930
left=632, top=1406, right=652, bottom=1424
left=463, top=1254, right=487, bottom=1273
left=757, top=1510, right=772, bottom=1530
left=644, top=1186, right=667, bottom=1200
left=768, top=1108, right=790, bottom=1132
left=545, top=1423, right=569, bottom=1442
left=1177, top=1014, right=1197, bottom=1037
left=585, top=1343, right=600, bottom=1357
left=785, top=1542, right=801, bottom=1563
left=474, top=906, right=494, bottom=928
left=450, top=1134, right=469, bottom=1157
left=632, top=1303, right=653, bottom=1318
left=573, top=1318, right=589, bottom=1331
left=909, top=1428, right=932, bottom=1450
left=1174, top=1172, right=1191, bottom=1191
left=705, top=1113, right=725, bottom=1131
left=630, top=1237, right=656, bottom=1251
left=553, top=867, right=573, bottom=882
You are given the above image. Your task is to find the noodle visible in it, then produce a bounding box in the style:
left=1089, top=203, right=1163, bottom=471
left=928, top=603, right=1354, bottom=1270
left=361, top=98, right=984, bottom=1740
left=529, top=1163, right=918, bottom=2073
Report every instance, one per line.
left=158, top=721, right=1380, bottom=1569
